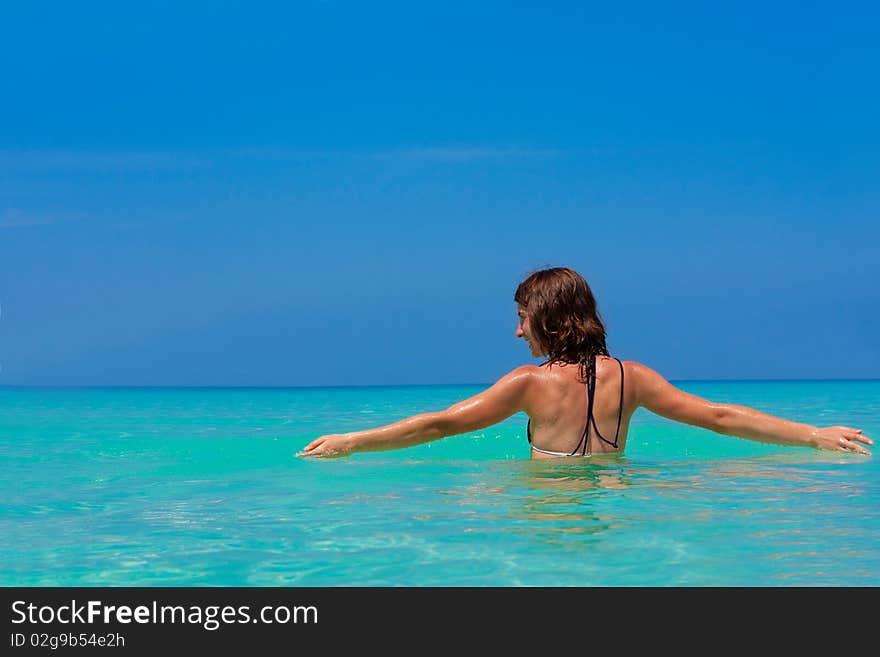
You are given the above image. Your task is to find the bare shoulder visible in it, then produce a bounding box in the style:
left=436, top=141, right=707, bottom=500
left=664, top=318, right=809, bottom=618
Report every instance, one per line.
left=620, top=360, right=717, bottom=423
left=510, top=364, right=543, bottom=379
left=620, top=360, right=667, bottom=404
left=482, top=364, right=541, bottom=393
left=621, top=360, right=656, bottom=381
left=498, top=364, right=542, bottom=391
left=491, top=364, right=543, bottom=413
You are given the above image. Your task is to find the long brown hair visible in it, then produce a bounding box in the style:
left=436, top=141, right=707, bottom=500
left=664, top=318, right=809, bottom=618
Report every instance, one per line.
left=514, top=267, right=609, bottom=382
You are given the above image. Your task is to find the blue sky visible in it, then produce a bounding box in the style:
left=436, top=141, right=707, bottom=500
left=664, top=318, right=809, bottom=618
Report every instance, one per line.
left=1, top=1, right=878, bottom=386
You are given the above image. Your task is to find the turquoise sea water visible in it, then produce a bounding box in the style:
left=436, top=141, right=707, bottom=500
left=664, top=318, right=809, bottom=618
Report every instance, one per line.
left=2, top=381, right=879, bottom=586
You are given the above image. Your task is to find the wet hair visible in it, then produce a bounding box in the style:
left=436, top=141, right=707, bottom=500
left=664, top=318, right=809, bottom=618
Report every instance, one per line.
left=514, top=267, right=609, bottom=382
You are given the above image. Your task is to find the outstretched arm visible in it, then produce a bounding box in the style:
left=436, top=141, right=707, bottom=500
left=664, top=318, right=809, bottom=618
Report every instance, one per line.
left=631, top=362, right=873, bottom=455
left=297, top=367, right=534, bottom=458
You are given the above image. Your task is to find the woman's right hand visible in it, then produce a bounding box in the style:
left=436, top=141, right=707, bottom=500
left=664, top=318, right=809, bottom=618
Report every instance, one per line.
left=811, top=426, right=873, bottom=455
left=296, top=434, right=356, bottom=458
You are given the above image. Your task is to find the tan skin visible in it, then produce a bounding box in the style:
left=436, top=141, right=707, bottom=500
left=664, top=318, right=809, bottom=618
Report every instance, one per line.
left=298, top=306, right=873, bottom=459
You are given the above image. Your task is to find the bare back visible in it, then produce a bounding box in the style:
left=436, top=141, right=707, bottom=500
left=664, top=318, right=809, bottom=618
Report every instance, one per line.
left=523, top=356, right=636, bottom=458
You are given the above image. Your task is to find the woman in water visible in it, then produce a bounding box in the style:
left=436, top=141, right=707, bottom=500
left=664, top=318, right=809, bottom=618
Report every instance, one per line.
left=298, top=267, right=872, bottom=459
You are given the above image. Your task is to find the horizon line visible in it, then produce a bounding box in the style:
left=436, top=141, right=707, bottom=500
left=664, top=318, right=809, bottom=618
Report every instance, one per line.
left=1, top=377, right=879, bottom=391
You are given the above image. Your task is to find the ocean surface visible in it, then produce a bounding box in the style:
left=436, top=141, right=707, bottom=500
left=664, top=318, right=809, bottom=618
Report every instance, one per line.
left=2, top=381, right=879, bottom=586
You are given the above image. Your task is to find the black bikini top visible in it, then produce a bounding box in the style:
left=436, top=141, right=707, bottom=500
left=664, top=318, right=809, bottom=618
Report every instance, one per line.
left=527, top=355, right=625, bottom=456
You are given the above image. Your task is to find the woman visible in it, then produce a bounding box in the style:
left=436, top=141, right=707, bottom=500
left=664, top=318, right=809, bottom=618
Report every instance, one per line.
left=298, top=267, right=872, bottom=459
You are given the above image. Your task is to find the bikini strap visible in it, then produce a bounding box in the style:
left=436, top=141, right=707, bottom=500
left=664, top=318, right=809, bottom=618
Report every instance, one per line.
left=590, top=357, right=624, bottom=449
left=528, top=355, right=624, bottom=455
left=569, top=355, right=596, bottom=456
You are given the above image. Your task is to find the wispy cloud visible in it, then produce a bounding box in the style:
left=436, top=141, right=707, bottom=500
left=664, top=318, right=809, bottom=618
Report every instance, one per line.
left=0, top=209, right=85, bottom=229
left=371, top=146, right=561, bottom=163
left=230, top=144, right=562, bottom=164
left=0, top=145, right=561, bottom=173
left=0, top=150, right=207, bottom=173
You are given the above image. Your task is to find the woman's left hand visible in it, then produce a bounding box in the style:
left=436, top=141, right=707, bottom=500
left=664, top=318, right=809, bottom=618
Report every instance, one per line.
left=812, top=426, right=873, bottom=455
left=297, top=434, right=355, bottom=458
